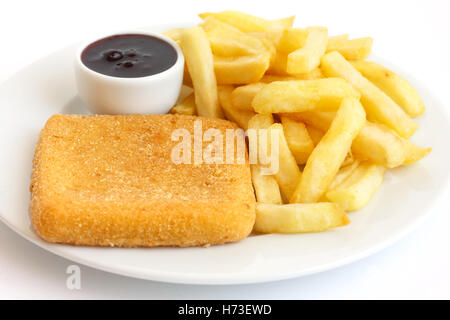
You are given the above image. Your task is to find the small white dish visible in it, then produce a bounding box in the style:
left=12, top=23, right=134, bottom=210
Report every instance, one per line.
left=74, top=31, right=184, bottom=115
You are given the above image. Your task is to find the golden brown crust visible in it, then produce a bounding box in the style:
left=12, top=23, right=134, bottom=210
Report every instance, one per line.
left=30, top=114, right=255, bottom=247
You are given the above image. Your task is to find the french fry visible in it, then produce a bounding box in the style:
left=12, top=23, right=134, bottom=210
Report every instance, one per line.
left=201, top=17, right=266, bottom=56
left=214, top=52, right=270, bottom=84
left=199, top=11, right=294, bottom=33
left=352, top=122, right=406, bottom=167
left=252, top=78, right=361, bottom=114
left=248, top=113, right=274, bottom=165
left=295, top=68, right=324, bottom=80
left=266, top=62, right=324, bottom=78
left=305, top=124, right=325, bottom=145
left=402, top=140, right=431, bottom=165
left=328, top=159, right=360, bottom=190
left=287, top=112, right=354, bottom=166
left=163, top=28, right=182, bottom=42
left=289, top=111, right=336, bottom=131
left=351, top=60, right=426, bottom=117
left=248, top=113, right=275, bottom=130
left=290, top=98, right=366, bottom=203
left=260, top=74, right=296, bottom=82
left=176, top=84, right=194, bottom=102
left=321, top=51, right=418, bottom=138
left=249, top=33, right=277, bottom=66
left=271, top=16, right=296, bottom=29
left=280, top=116, right=315, bottom=164
left=251, top=165, right=282, bottom=204
left=326, top=37, right=373, bottom=60
left=267, top=51, right=289, bottom=75
left=264, top=15, right=296, bottom=51
left=277, top=28, right=309, bottom=53
left=326, top=162, right=386, bottom=211
left=217, top=86, right=255, bottom=130
left=292, top=111, right=408, bottom=168
left=183, top=64, right=193, bottom=87
left=268, top=123, right=302, bottom=200
left=254, top=203, right=350, bottom=233
left=287, top=27, right=328, bottom=74
left=341, top=151, right=355, bottom=167
left=248, top=114, right=282, bottom=204
left=231, top=83, right=266, bottom=111
left=170, top=93, right=196, bottom=115
left=328, top=34, right=349, bottom=41
left=199, top=11, right=269, bottom=32
left=180, top=27, right=222, bottom=118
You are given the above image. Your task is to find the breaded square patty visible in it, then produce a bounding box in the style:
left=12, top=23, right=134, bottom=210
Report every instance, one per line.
left=30, top=114, right=255, bottom=247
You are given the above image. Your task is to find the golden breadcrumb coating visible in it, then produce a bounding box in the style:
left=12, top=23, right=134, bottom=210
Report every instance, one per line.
left=30, top=114, right=255, bottom=247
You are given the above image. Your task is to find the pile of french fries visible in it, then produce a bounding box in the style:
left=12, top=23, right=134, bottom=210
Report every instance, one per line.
left=166, top=11, right=431, bottom=234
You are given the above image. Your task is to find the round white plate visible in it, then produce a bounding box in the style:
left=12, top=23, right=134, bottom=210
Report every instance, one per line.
left=0, top=23, right=449, bottom=285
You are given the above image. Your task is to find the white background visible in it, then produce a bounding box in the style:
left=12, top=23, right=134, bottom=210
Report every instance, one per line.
left=1, top=0, right=449, bottom=299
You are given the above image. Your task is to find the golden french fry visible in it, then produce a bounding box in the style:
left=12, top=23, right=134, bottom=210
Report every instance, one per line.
left=183, top=64, right=193, bottom=87
left=326, top=37, right=373, bottom=60
left=247, top=113, right=274, bottom=168
left=287, top=27, right=328, bottom=74
left=176, top=84, right=194, bottom=102
left=248, top=113, right=282, bottom=204
left=286, top=112, right=353, bottom=166
left=260, top=74, right=296, bottom=82
left=268, top=123, right=302, bottom=200
left=291, top=98, right=366, bottom=203
left=326, top=162, right=386, bottom=211
left=201, top=17, right=266, bottom=56
left=352, top=122, right=406, bottom=167
left=247, top=113, right=274, bottom=160
left=199, top=11, right=270, bottom=32
left=402, top=140, right=431, bottom=165
left=328, top=159, right=360, bottom=190
left=252, top=78, right=361, bottom=114
left=289, top=111, right=335, bottom=131
left=328, top=34, right=349, bottom=41
left=180, top=27, right=222, bottom=118
left=248, top=33, right=277, bottom=65
left=351, top=60, right=426, bottom=117
left=341, top=151, right=355, bottom=167
left=305, top=124, right=325, bottom=145
left=217, top=85, right=255, bottom=130
left=254, top=203, right=350, bottom=233
left=248, top=113, right=274, bottom=130
left=214, top=52, right=270, bottom=85
left=292, top=111, right=408, bottom=168
left=170, top=93, right=197, bottom=115
left=295, top=68, right=324, bottom=80
left=231, top=83, right=266, bottom=111
left=251, top=165, right=282, bottom=204
left=277, top=28, right=309, bottom=53
left=199, top=11, right=294, bottom=33
left=247, top=113, right=273, bottom=160
left=271, top=16, right=296, bottom=29
left=264, top=16, right=296, bottom=48
left=280, top=116, right=315, bottom=164
left=267, top=51, right=289, bottom=75
left=321, top=51, right=418, bottom=138
left=163, top=28, right=182, bottom=42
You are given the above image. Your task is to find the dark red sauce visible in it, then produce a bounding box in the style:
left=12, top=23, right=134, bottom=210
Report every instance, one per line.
left=81, top=34, right=177, bottom=78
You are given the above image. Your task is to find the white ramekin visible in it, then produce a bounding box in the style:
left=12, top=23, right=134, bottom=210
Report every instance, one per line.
left=74, top=31, right=184, bottom=115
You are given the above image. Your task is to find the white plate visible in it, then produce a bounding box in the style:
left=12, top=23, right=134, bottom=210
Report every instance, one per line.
left=0, top=23, right=449, bottom=285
